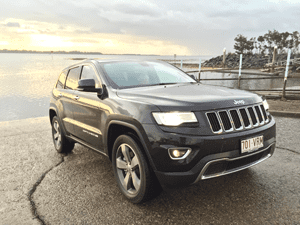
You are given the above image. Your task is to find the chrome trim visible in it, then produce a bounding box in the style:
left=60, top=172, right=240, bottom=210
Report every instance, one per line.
left=227, top=110, right=235, bottom=130
left=63, top=118, right=102, bottom=135
left=245, top=107, right=254, bottom=128
left=254, top=105, right=265, bottom=125
left=216, top=112, right=225, bottom=132
left=168, top=147, right=192, bottom=160
left=239, top=108, right=252, bottom=129
left=69, top=135, right=108, bottom=157
left=253, top=106, right=260, bottom=126
left=260, top=104, right=269, bottom=123
left=248, top=106, right=259, bottom=127
left=228, top=110, right=243, bottom=131
left=218, top=111, right=233, bottom=132
left=236, top=109, right=246, bottom=129
left=193, top=143, right=275, bottom=183
left=206, top=104, right=270, bottom=134
left=205, top=112, right=223, bottom=134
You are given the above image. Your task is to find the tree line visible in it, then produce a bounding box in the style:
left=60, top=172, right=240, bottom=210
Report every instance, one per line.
left=234, top=30, right=300, bottom=55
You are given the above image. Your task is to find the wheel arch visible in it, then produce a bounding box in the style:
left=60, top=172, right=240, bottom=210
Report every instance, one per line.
left=49, top=106, right=58, bottom=124
left=49, top=106, right=68, bottom=137
left=106, top=120, right=157, bottom=171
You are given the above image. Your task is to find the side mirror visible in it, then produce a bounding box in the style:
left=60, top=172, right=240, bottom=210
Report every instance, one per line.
left=189, top=74, right=196, bottom=80
left=77, top=79, right=103, bottom=94
left=78, top=78, right=95, bottom=89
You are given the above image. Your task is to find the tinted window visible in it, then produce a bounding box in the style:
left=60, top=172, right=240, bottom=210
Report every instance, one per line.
left=102, top=62, right=195, bottom=89
left=81, top=65, right=100, bottom=88
left=56, top=71, right=67, bottom=89
left=81, top=66, right=96, bottom=80
left=65, top=66, right=81, bottom=90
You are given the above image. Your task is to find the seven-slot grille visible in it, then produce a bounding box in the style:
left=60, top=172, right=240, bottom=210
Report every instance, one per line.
left=206, top=104, right=269, bottom=134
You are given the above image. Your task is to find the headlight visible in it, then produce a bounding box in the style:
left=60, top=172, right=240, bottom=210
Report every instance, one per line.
left=152, top=112, right=197, bottom=126
left=263, top=99, right=269, bottom=111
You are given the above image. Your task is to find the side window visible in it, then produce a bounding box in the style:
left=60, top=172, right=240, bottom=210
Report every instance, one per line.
left=56, top=71, right=67, bottom=89
left=65, top=66, right=82, bottom=90
left=81, top=65, right=100, bottom=88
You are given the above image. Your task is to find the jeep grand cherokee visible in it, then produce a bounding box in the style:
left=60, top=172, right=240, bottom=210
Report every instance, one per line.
left=49, top=60, right=276, bottom=203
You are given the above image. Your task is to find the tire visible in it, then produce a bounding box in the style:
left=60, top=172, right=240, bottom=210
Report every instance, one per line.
left=112, top=134, right=161, bottom=203
left=51, top=116, right=74, bottom=154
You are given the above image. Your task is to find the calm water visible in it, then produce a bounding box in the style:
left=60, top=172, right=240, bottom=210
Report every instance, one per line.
left=0, top=53, right=299, bottom=122
left=0, top=53, right=209, bottom=121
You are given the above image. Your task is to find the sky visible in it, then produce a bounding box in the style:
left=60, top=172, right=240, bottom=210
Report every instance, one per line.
left=0, top=0, right=300, bottom=55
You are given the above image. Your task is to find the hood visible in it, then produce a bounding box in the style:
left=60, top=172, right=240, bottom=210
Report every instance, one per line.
left=116, top=83, right=262, bottom=111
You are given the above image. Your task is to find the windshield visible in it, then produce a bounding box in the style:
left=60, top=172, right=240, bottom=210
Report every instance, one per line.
left=101, top=61, right=196, bottom=89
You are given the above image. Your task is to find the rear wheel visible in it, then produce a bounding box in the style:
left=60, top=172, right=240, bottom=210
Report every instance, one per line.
left=112, top=135, right=161, bottom=203
left=51, top=116, right=74, bottom=153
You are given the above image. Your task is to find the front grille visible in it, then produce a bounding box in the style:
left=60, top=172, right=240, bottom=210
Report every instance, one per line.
left=247, top=107, right=258, bottom=126
left=206, top=112, right=222, bottom=132
left=218, top=111, right=232, bottom=131
left=206, top=104, right=268, bottom=134
left=240, top=108, right=251, bottom=127
left=229, top=110, right=242, bottom=130
left=255, top=106, right=263, bottom=123
left=260, top=105, right=268, bottom=122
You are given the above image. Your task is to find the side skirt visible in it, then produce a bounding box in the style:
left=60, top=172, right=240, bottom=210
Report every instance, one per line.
left=68, top=135, right=109, bottom=158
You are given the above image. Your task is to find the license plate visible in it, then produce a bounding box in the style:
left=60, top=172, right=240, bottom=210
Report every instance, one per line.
left=241, top=136, right=263, bottom=153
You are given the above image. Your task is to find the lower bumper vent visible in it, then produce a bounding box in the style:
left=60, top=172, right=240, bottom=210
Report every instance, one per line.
left=202, top=146, right=273, bottom=179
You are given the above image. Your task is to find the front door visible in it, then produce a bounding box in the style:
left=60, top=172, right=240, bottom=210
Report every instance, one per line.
left=72, top=65, right=105, bottom=150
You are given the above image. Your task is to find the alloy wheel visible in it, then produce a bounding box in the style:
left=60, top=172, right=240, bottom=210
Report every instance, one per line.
left=116, top=143, right=141, bottom=195
left=53, top=120, right=62, bottom=149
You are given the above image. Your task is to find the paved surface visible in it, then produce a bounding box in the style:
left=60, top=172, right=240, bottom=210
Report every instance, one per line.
left=0, top=116, right=300, bottom=224
left=0, top=118, right=60, bottom=225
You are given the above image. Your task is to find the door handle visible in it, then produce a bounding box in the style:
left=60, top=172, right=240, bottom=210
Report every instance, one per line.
left=74, top=96, right=80, bottom=100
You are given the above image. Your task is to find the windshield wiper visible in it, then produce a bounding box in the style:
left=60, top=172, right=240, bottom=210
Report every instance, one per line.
left=156, top=82, right=179, bottom=85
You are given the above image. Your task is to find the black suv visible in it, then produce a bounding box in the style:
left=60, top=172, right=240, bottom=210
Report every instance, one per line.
left=49, top=60, right=276, bottom=203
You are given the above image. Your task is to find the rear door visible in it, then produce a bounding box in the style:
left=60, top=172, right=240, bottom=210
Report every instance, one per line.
left=58, top=66, right=81, bottom=135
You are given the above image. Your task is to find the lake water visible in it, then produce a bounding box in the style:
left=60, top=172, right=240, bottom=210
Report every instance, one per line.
left=0, top=53, right=299, bottom=122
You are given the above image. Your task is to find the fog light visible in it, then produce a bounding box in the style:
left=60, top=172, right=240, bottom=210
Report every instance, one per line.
left=168, top=148, right=192, bottom=160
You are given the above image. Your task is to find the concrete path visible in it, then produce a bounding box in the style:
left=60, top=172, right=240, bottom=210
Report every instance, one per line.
left=0, top=116, right=299, bottom=224
left=0, top=118, right=62, bottom=225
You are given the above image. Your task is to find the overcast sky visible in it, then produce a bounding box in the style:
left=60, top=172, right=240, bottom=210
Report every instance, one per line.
left=0, top=0, right=299, bottom=55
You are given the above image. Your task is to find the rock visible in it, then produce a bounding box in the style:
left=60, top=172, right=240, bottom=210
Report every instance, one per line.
left=202, top=53, right=300, bottom=69
left=261, top=68, right=270, bottom=72
left=275, top=67, right=285, bottom=71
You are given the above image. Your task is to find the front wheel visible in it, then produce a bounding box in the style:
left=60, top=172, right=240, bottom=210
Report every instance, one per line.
left=112, top=135, right=161, bottom=203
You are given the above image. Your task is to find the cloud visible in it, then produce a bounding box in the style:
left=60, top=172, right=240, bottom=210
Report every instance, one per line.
left=0, top=0, right=300, bottom=54
left=5, top=22, right=20, bottom=27
left=74, top=29, right=91, bottom=34
left=71, top=38, right=99, bottom=44
left=113, top=3, right=161, bottom=17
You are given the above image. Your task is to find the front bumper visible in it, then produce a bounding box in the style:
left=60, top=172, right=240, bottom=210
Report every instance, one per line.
left=142, top=116, right=276, bottom=188
left=155, top=143, right=275, bottom=188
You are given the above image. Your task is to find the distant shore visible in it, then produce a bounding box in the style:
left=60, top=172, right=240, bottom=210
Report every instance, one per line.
left=0, top=49, right=160, bottom=56
left=0, top=49, right=103, bottom=55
